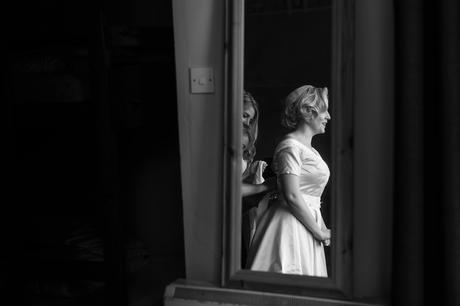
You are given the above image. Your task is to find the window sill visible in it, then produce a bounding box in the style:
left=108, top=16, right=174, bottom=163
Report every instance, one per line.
left=164, top=279, right=386, bottom=306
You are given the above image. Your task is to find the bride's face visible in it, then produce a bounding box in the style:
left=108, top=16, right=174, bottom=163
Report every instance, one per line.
left=309, top=101, right=331, bottom=135
left=309, top=97, right=331, bottom=134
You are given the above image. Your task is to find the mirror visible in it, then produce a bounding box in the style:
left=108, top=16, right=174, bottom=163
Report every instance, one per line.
left=241, top=0, right=333, bottom=277
left=224, top=0, right=354, bottom=295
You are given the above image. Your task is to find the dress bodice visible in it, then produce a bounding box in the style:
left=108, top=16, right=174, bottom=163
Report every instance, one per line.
left=272, top=138, right=330, bottom=198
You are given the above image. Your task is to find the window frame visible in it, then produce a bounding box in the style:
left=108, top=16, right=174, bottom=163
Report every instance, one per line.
left=222, top=0, right=355, bottom=298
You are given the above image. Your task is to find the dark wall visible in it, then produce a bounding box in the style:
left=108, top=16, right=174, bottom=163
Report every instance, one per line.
left=5, top=1, right=184, bottom=305
left=110, top=25, right=184, bottom=304
left=393, top=1, right=460, bottom=305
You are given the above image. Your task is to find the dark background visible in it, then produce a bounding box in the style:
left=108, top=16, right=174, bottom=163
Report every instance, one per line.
left=245, top=1, right=331, bottom=161
left=244, top=1, right=332, bottom=273
left=4, top=1, right=184, bottom=305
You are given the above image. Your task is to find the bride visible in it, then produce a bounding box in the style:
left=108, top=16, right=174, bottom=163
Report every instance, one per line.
left=246, top=85, right=331, bottom=276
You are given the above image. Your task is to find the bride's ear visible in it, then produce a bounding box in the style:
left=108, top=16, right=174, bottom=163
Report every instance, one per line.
left=301, top=105, right=316, bottom=121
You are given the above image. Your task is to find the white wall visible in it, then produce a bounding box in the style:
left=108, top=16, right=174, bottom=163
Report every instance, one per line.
left=172, top=0, right=225, bottom=283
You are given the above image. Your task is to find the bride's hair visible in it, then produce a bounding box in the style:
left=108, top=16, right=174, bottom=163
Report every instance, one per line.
left=281, top=85, right=329, bottom=129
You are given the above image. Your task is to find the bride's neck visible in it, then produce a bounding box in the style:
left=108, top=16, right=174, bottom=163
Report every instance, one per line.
left=290, top=124, right=313, bottom=148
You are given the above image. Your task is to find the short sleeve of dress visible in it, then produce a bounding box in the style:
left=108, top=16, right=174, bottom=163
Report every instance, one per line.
left=274, top=145, right=303, bottom=176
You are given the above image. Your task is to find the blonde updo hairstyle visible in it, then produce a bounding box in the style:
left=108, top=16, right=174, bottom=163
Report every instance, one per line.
left=281, top=85, right=329, bottom=130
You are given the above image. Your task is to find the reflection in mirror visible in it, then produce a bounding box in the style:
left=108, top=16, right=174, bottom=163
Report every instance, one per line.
left=241, top=0, right=332, bottom=277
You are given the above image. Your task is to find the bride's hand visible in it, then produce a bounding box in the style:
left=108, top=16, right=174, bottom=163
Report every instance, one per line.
left=314, top=228, right=330, bottom=242
left=321, top=229, right=331, bottom=241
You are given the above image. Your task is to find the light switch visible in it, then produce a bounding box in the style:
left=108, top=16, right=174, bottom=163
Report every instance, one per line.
left=190, top=67, right=214, bottom=93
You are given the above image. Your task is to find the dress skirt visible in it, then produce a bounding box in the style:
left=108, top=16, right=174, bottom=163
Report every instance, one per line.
left=246, top=193, right=328, bottom=277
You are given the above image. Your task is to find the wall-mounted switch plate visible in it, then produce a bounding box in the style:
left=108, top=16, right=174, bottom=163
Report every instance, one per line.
left=190, top=67, right=214, bottom=93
